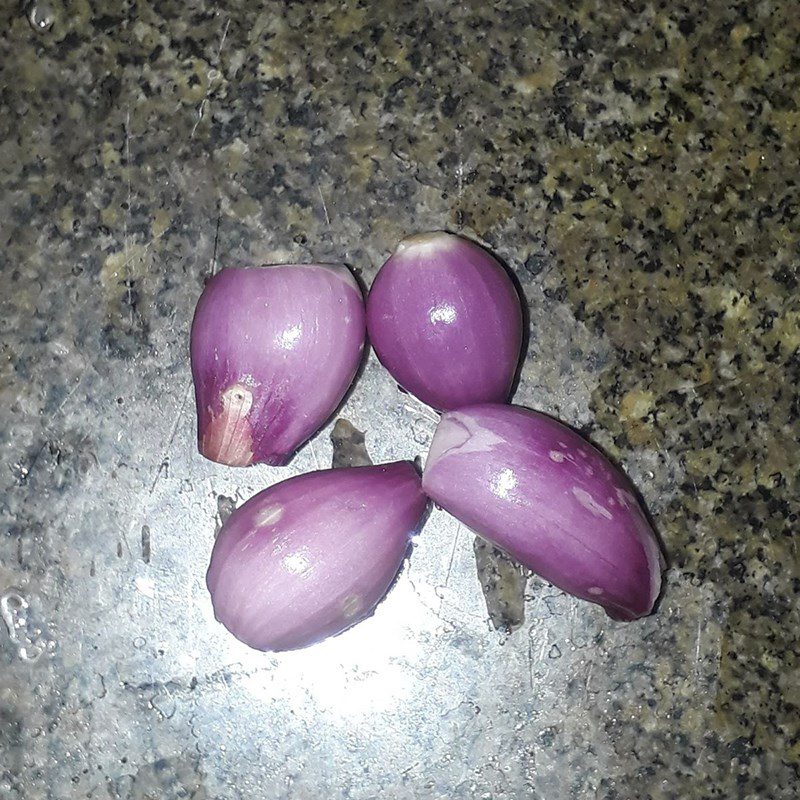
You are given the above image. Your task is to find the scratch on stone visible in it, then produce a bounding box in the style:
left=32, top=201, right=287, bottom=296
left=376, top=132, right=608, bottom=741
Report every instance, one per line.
left=209, top=202, right=222, bottom=277
left=149, top=381, right=193, bottom=494
left=216, top=17, right=231, bottom=62
left=455, top=152, right=465, bottom=230
left=584, top=660, right=595, bottom=699
left=51, top=368, right=89, bottom=420
left=124, top=107, right=134, bottom=325
left=317, top=182, right=331, bottom=226
left=402, top=396, right=440, bottom=424
left=443, top=522, right=461, bottom=590
left=115, top=225, right=170, bottom=276
left=190, top=99, right=208, bottom=139
left=308, top=437, right=321, bottom=470
left=190, top=17, right=231, bottom=139
left=528, top=639, right=534, bottom=690
left=693, top=613, right=703, bottom=679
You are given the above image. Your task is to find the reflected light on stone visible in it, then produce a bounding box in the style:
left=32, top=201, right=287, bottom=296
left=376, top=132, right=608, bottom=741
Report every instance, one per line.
left=134, top=576, right=156, bottom=599
left=237, top=582, right=433, bottom=718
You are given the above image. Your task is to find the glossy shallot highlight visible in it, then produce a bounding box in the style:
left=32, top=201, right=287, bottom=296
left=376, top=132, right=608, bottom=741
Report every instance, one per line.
left=422, top=404, right=664, bottom=620
left=206, top=462, right=428, bottom=651
left=190, top=265, right=365, bottom=467
left=366, top=232, right=523, bottom=411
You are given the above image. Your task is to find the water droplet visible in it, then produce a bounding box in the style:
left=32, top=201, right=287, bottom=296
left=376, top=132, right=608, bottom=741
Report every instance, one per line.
left=411, top=417, right=431, bottom=445
left=12, top=461, right=30, bottom=483
left=2, top=592, right=27, bottom=633
left=2, top=592, right=25, bottom=612
left=2, top=590, right=51, bottom=662
left=19, top=643, right=44, bottom=662
left=25, top=0, right=54, bottom=32
left=133, top=636, right=147, bottom=649
left=645, top=470, right=655, bottom=480
left=548, top=643, right=562, bottom=659
left=151, top=692, right=176, bottom=720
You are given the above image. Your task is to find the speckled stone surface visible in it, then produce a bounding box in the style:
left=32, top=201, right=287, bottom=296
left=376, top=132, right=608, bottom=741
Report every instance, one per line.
left=1, top=1, right=798, bottom=798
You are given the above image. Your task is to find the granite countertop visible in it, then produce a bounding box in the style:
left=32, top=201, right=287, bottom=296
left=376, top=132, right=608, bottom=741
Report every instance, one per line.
left=1, top=1, right=798, bottom=798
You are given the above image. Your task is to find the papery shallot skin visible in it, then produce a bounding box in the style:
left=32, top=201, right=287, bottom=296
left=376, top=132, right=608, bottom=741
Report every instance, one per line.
left=366, top=232, right=523, bottom=411
left=206, top=462, right=428, bottom=651
left=190, top=265, right=365, bottom=467
left=422, top=405, right=663, bottom=620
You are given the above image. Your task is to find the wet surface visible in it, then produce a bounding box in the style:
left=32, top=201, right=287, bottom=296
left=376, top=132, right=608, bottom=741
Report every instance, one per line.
left=330, top=418, right=372, bottom=469
left=1, top=1, right=798, bottom=798
left=473, top=539, right=531, bottom=634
